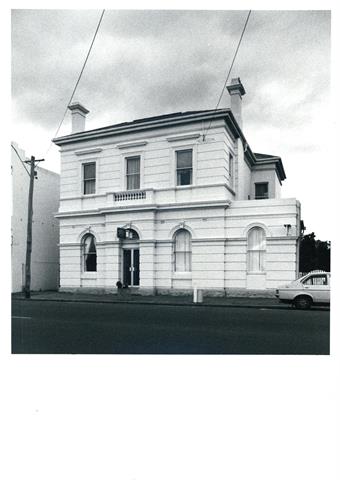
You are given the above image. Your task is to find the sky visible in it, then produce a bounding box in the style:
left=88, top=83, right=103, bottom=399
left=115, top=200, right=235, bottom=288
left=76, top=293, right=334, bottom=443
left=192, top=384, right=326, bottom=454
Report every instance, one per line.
left=11, top=9, right=332, bottom=239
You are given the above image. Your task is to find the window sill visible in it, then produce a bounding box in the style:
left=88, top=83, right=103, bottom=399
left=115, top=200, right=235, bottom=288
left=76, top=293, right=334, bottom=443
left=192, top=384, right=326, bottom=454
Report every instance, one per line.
left=81, top=193, right=98, bottom=198
left=175, top=184, right=193, bottom=190
left=247, top=271, right=266, bottom=275
left=81, top=272, right=97, bottom=278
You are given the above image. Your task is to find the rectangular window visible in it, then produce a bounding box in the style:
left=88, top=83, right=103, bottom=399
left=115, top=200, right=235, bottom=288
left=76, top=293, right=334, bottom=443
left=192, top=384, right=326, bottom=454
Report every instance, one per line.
left=229, top=153, right=234, bottom=187
left=126, top=156, right=140, bottom=190
left=83, top=163, right=96, bottom=195
left=176, top=149, right=192, bottom=186
left=255, top=182, right=269, bottom=199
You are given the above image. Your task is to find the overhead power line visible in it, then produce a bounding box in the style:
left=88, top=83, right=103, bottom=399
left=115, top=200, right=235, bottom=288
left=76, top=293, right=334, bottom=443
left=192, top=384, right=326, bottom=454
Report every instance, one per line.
left=203, top=10, right=252, bottom=140
left=46, top=9, right=105, bottom=155
left=11, top=143, right=30, bottom=176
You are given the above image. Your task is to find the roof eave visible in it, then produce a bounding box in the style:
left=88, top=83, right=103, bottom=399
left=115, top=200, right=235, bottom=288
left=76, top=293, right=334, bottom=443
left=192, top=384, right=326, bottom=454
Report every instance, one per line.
left=53, top=108, right=288, bottom=180
left=254, top=157, right=286, bottom=182
left=53, top=109, right=235, bottom=146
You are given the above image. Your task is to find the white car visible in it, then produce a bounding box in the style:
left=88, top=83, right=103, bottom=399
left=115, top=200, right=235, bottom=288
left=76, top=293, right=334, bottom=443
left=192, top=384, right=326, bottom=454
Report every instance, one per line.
left=276, top=271, right=330, bottom=309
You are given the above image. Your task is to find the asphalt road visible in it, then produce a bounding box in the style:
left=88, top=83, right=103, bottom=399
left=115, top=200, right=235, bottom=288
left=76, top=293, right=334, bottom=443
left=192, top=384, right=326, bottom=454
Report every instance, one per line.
left=11, top=300, right=330, bottom=354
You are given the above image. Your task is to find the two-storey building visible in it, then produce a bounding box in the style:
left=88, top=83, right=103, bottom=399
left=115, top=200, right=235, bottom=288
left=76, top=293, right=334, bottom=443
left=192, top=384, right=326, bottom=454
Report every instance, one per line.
left=53, top=78, right=301, bottom=295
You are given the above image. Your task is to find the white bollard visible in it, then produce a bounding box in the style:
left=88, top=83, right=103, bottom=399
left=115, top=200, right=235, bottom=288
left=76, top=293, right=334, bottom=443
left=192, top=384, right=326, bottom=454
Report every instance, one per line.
left=193, top=287, right=203, bottom=303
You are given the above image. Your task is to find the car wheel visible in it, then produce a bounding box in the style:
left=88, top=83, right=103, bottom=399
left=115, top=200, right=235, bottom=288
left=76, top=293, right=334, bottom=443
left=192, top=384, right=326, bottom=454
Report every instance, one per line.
left=294, top=295, right=312, bottom=310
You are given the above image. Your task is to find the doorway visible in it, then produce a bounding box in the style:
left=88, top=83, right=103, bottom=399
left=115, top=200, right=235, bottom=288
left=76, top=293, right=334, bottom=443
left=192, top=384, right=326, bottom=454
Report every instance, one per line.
left=123, top=248, right=140, bottom=286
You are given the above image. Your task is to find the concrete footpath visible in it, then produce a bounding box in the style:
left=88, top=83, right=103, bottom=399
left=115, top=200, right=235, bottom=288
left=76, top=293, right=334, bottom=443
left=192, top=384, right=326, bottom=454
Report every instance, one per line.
left=11, top=290, right=296, bottom=309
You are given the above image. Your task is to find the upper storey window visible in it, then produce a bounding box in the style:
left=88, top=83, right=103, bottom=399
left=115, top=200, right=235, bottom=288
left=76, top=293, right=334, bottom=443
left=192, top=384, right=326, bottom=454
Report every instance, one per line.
left=126, top=156, right=140, bottom=190
left=229, top=153, right=234, bottom=188
left=83, top=162, right=96, bottom=195
left=255, top=182, right=269, bottom=199
left=176, top=149, right=192, bottom=186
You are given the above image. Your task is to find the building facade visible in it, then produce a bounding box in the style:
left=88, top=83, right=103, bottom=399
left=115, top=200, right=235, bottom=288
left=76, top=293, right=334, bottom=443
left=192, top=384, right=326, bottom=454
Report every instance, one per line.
left=53, top=78, right=301, bottom=296
left=11, top=143, right=60, bottom=292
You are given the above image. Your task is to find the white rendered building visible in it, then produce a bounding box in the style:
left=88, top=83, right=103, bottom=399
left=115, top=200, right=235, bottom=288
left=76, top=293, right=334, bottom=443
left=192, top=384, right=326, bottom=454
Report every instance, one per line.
left=11, top=143, right=60, bottom=292
left=53, top=78, right=301, bottom=295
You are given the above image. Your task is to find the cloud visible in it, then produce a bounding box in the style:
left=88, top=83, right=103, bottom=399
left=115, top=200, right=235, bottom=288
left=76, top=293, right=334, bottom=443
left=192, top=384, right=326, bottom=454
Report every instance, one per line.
left=11, top=9, right=251, bottom=130
left=11, top=9, right=332, bottom=238
left=11, top=9, right=330, bottom=136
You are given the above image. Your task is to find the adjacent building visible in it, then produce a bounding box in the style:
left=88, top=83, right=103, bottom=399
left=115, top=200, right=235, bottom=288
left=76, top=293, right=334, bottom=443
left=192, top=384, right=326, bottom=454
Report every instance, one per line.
left=11, top=143, right=60, bottom=292
left=53, top=78, right=302, bottom=295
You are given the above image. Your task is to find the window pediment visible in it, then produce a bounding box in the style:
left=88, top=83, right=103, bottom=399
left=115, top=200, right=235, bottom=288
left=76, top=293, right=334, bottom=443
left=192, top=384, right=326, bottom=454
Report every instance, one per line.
left=117, top=141, right=147, bottom=149
left=166, top=132, right=200, bottom=142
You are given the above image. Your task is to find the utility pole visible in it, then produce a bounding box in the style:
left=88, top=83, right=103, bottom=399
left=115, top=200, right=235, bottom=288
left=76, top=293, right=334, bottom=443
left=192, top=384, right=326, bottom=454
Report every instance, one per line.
left=24, top=155, right=44, bottom=299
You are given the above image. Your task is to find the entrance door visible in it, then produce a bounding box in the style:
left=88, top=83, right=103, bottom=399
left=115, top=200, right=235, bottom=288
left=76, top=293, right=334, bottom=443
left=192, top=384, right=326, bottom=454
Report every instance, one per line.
left=123, top=248, right=140, bottom=286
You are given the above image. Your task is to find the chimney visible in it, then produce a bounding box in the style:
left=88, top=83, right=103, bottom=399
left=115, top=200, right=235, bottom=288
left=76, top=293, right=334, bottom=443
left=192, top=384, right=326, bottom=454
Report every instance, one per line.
left=226, top=77, right=246, bottom=128
left=68, top=102, right=89, bottom=133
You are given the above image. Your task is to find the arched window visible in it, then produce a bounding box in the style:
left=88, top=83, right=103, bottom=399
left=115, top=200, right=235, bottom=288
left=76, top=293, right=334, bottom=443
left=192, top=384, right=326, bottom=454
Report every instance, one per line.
left=173, top=229, right=192, bottom=272
left=247, top=227, right=266, bottom=272
left=82, top=234, right=97, bottom=272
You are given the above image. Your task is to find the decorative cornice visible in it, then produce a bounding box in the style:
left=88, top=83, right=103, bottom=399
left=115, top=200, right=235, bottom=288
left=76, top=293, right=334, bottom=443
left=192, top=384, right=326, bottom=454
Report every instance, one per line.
left=53, top=110, right=234, bottom=146
left=55, top=199, right=231, bottom=219
left=68, top=102, right=89, bottom=115
left=59, top=235, right=298, bottom=248
left=59, top=182, right=233, bottom=202
left=226, top=78, right=246, bottom=96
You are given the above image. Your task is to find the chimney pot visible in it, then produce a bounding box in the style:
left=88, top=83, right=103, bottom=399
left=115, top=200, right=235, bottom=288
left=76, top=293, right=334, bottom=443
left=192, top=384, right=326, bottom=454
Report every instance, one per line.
left=68, top=102, right=89, bottom=133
